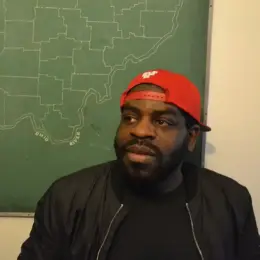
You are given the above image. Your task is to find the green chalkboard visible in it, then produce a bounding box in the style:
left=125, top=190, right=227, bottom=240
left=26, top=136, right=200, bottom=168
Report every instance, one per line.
left=0, top=0, right=210, bottom=213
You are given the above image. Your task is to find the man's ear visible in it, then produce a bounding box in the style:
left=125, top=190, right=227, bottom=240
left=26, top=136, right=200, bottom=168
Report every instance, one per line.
left=187, top=125, right=200, bottom=152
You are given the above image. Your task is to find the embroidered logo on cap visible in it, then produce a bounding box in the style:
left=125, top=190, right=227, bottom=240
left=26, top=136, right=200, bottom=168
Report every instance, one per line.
left=142, top=70, right=158, bottom=79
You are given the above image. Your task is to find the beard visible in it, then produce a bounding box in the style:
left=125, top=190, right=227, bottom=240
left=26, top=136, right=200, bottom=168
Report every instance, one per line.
left=113, top=135, right=189, bottom=189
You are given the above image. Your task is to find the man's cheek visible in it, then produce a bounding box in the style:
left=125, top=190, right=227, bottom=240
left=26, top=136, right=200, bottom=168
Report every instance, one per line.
left=117, top=133, right=131, bottom=147
left=116, top=138, right=126, bottom=149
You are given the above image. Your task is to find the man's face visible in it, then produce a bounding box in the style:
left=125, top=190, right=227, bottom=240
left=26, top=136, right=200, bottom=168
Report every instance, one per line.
left=114, top=96, right=198, bottom=185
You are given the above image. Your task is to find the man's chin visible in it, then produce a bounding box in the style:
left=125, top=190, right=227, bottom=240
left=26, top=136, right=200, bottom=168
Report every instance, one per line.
left=123, top=160, right=159, bottom=183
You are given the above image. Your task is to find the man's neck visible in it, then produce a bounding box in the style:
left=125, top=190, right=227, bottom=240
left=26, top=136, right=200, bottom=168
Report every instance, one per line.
left=122, top=163, right=184, bottom=197
left=156, top=165, right=183, bottom=194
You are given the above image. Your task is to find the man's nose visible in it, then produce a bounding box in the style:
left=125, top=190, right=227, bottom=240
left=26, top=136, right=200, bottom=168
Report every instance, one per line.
left=130, top=118, right=156, bottom=139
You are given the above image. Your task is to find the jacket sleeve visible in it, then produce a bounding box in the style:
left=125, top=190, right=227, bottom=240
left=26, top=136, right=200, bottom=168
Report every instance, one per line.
left=17, top=183, right=65, bottom=260
left=238, top=191, right=260, bottom=260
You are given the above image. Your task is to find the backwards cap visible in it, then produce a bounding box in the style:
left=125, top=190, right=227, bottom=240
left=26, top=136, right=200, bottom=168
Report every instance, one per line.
left=120, top=69, right=211, bottom=132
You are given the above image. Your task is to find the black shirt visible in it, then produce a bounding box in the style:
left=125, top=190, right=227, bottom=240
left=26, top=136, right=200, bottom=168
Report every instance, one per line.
left=107, top=183, right=201, bottom=260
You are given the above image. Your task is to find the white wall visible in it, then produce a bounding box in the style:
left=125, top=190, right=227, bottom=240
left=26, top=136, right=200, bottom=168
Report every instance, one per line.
left=0, top=218, right=32, bottom=260
left=204, top=0, right=260, bottom=228
left=1, top=1, right=260, bottom=259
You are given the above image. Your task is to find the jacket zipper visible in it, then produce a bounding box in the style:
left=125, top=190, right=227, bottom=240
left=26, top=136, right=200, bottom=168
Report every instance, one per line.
left=186, top=203, right=205, bottom=260
left=96, top=204, right=124, bottom=260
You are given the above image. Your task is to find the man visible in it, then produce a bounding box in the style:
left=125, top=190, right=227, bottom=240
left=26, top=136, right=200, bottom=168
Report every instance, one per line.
left=18, top=69, right=259, bottom=260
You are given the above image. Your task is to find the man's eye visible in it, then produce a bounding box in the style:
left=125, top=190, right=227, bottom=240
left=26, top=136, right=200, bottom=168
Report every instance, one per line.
left=121, top=115, right=137, bottom=124
left=155, top=119, right=173, bottom=126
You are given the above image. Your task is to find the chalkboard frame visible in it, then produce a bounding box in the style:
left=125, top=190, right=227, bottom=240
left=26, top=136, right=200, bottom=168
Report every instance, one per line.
left=0, top=0, right=214, bottom=218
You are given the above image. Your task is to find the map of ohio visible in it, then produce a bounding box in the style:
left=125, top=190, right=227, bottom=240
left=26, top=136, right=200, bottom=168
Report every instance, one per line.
left=0, top=0, right=183, bottom=145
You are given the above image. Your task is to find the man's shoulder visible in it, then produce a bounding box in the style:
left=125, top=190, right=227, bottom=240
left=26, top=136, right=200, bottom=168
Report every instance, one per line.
left=201, top=167, right=245, bottom=189
left=44, top=160, right=115, bottom=202
left=53, top=160, right=115, bottom=189
left=200, top=167, right=252, bottom=211
left=33, top=161, right=116, bottom=232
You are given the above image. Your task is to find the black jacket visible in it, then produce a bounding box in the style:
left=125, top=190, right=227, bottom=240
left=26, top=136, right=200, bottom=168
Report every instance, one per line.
left=18, top=161, right=260, bottom=260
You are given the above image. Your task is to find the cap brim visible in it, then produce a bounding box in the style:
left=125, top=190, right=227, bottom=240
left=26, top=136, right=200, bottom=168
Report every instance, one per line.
left=199, top=123, right=211, bottom=132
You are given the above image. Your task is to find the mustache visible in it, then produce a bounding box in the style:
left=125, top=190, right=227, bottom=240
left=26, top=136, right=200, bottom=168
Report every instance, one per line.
left=119, top=139, right=161, bottom=157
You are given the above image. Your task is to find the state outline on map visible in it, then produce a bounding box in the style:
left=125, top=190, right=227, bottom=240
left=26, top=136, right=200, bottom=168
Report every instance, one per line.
left=0, top=0, right=184, bottom=145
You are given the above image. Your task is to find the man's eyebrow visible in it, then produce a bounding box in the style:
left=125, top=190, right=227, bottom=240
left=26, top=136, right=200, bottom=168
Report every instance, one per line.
left=157, top=108, right=178, bottom=116
left=152, top=106, right=179, bottom=117
left=121, top=105, right=140, bottom=114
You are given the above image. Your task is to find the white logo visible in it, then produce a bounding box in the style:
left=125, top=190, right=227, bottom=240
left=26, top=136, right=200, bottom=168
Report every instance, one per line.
left=142, top=70, right=158, bottom=79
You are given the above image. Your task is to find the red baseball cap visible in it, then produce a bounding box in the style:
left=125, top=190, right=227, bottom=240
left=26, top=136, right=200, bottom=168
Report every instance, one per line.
left=120, top=69, right=211, bottom=132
